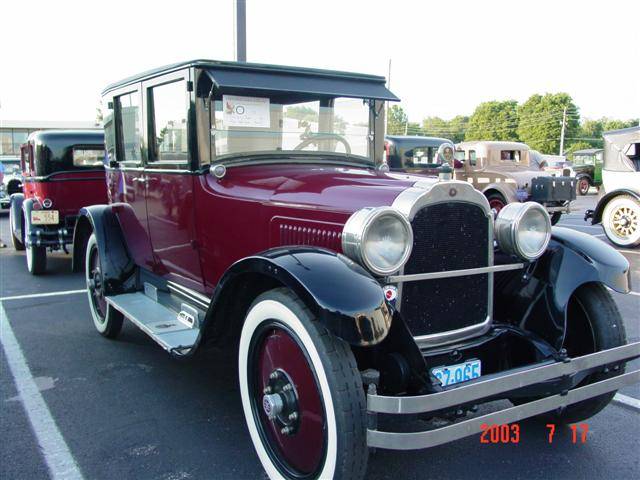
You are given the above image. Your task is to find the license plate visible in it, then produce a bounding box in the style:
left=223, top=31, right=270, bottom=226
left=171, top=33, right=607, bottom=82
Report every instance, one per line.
left=431, top=359, right=481, bottom=387
left=31, top=210, right=59, bottom=225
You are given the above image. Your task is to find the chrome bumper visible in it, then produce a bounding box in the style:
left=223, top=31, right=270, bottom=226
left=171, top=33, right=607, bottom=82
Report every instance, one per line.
left=366, top=341, right=640, bottom=450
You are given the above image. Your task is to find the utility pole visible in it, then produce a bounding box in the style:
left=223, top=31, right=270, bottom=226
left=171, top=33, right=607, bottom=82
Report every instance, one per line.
left=384, top=58, right=391, bottom=137
left=559, top=106, right=567, bottom=155
left=234, top=0, right=247, bottom=62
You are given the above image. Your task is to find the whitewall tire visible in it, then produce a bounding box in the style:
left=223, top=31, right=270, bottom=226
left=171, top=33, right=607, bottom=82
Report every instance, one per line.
left=602, top=195, right=640, bottom=248
left=238, top=288, right=367, bottom=480
left=86, top=233, right=123, bottom=338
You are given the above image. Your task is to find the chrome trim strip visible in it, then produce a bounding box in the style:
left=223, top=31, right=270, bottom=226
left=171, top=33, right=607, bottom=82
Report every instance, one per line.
left=367, top=369, right=640, bottom=450
left=413, top=316, right=492, bottom=348
left=368, top=341, right=640, bottom=414
left=386, top=263, right=524, bottom=283
left=167, top=281, right=210, bottom=310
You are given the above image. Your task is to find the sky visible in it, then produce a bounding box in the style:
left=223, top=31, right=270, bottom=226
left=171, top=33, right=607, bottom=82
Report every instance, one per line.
left=0, top=0, right=638, bottom=124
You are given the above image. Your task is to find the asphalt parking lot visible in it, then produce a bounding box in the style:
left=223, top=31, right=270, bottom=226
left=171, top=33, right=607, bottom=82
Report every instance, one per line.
left=1, top=193, right=638, bottom=480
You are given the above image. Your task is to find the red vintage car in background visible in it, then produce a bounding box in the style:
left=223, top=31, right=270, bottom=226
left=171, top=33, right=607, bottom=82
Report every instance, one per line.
left=9, top=130, right=108, bottom=274
left=75, top=60, right=638, bottom=480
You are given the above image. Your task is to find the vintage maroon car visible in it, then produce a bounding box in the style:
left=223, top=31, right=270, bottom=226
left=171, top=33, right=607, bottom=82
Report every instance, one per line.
left=77, top=60, right=639, bottom=480
left=9, top=130, right=108, bottom=274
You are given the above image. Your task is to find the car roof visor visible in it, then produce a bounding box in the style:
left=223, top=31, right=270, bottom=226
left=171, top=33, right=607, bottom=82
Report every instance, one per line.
left=204, top=67, right=399, bottom=101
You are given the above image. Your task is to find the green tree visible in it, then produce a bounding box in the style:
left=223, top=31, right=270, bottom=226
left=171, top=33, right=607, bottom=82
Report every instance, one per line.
left=517, top=93, right=580, bottom=154
left=447, top=115, right=469, bottom=143
left=387, top=105, right=408, bottom=135
left=465, top=100, right=519, bottom=141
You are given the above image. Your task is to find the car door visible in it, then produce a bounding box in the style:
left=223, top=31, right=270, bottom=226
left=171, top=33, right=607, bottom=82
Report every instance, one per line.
left=108, top=87, right=155, bottom=269
left=142, top=70, right=204, bottom=291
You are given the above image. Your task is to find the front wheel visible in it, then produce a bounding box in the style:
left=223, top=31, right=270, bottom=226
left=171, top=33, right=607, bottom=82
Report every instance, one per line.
left=486, top=192, right=507, bottom=213
left=26, top=244, right=46, bottom=275
left=553, top=283, right=626, bottom=423
left=86, top=233, right=123, bottom=338
left=239, top=288, right=368, bottom=480
left=602, top=195, right=640, bottom=248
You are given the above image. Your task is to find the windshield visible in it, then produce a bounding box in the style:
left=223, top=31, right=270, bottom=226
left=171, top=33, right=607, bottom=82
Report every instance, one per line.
left=209, top=94, right=373, bottom=164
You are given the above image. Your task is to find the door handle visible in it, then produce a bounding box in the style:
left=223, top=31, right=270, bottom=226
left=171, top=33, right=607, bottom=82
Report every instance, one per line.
left=132, top=176, right=147, bottom=183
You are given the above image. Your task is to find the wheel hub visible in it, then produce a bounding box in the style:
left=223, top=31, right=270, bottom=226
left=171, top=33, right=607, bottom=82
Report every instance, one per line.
left=262, top=369, right=300, bottom=435
left=612, top=206, right=638, bottom=238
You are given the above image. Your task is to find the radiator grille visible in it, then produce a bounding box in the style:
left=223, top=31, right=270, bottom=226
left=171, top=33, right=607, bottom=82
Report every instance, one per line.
left=400, top=202, right=490, bottom=338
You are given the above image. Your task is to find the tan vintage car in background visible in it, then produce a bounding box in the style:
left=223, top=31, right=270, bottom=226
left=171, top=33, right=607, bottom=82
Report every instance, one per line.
left=455, top=140, right=575, bottom=223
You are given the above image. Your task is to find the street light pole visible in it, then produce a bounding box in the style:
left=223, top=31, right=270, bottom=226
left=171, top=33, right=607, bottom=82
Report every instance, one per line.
left=234, top=0, right=247, bottom=62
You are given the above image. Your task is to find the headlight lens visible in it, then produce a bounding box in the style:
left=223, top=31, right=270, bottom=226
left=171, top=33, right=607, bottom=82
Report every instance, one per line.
left=494, top=202, right=551, bottom=260
left=342, top=207, right=413, bottom=275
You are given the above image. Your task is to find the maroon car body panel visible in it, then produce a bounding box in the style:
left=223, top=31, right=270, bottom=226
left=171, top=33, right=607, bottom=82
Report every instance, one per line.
left=105, top=164, right=419, bottom=293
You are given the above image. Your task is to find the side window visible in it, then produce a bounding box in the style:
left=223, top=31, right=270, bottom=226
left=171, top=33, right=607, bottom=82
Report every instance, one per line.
left=115, top=91, right=142, bottom=164
left=148, top=80, right=188, bottom=164
left=469, top=150, right=477, bottom=166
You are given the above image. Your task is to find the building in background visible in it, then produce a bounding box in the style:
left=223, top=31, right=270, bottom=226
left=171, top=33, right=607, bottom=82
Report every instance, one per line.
left=0, top=120, right=99, bottom=160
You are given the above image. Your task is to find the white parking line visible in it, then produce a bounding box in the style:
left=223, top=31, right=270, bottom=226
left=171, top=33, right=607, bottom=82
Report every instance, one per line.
left=613, top=393, right=640, bottom=411
left=0, top=302, right=85, bottom=480
left=629, top=291, right=640, bottom=297
left=0, top=289, right=86, bottom=302
left=619, top=249, right=640, bottom=255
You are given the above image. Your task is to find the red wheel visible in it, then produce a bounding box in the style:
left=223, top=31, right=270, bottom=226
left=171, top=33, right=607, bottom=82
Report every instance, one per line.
left=486, top=193, right=507, bottom=213
left=577, top=178, right=590, bottom=196
left=252, top=324, right=326, bottom=476
left=239, top=289, right=367, bottom=480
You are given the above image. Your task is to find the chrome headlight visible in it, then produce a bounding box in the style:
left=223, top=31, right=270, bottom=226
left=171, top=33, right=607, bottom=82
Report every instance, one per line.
left=342, top=207, right=413, bottom=275
left=494, top=202, right=551, bottom=261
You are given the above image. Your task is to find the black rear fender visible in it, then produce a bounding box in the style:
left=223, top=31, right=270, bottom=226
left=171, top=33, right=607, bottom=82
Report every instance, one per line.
left=73, top=205, right=135, bottom=292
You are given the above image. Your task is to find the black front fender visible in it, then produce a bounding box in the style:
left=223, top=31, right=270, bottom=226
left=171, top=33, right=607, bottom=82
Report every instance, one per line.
left=206, top=247, right=392, bottom=347
left=506, top=227, right=630, bottom=348
left=74, top=205, right=134, bottom=293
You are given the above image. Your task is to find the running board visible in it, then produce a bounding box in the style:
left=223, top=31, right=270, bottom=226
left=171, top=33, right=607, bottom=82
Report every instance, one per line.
left=106, top=292, right=199, bottom=353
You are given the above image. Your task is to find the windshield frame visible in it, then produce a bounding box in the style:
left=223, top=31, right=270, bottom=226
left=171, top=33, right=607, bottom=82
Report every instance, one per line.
left=196, top=86, right=385, bottom=169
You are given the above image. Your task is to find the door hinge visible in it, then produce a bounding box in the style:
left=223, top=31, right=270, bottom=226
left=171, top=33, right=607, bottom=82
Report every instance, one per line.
left=190, top=239, right=200, bottom=250
left=186, top=81, right=194, bottom=92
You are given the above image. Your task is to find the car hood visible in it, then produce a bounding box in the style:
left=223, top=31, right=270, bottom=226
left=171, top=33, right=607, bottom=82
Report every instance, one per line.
left=218, top=164, right=430, bottom=214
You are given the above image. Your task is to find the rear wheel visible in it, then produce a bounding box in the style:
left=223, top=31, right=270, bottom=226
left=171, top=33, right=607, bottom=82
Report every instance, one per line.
left=602, top=195, right=640, bottom=248
left=552, top=283, right=626, bottom=423
left=9, top=199, right=25, bottom=251
left=86, top=233, right=123, bottom=338
left=26, top=244, right=46, bottom=274
left=239, top=288, right=368, bottom=480
left=576, top=177, right=590, bottom=196
left=486, top=192, right=507, bottom=213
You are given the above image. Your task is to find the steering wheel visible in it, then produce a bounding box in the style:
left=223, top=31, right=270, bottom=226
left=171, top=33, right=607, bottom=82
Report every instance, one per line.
left=293, top=132, right=351, bottom=154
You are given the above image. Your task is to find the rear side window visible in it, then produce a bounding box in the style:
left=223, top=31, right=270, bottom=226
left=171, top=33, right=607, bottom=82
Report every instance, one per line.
left=500, top=150, right=520, bottom=162
left=148, top=80, right=188, bottom=164
left=115, top=91, right=142, bottom=163
left=73, top=148, right=105, bottom=167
